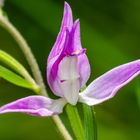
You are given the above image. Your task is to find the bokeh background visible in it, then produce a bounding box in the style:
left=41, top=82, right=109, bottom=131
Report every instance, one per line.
left=0, top=0, right=140, bottom=139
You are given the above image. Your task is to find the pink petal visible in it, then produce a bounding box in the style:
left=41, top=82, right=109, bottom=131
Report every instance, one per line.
left=48, top=2, right=73, bottom=61
left=78, top=53, right=90, bottom=87
left=0, top=96, right=66, bottom=116
left=47, top=2, right=74, bottom=97
left=68, top=20, right=90, bottom=86
left=47, top=30, right=70, bottom=97
left=65, top=20, right=82, bottom=53
left=79, top=60, right=140, bottom=105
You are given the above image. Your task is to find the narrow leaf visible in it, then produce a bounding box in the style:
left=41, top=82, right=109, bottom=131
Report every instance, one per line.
left=83, top=104, right=97, bottom=140
left=0, top=65, right=34, bottom=89
left=66, top=104, right=84, bottom=140
left=0, top=50, right=37, bottom=85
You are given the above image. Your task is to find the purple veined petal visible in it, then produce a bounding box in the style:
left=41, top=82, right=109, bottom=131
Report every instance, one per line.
left=48, top=2, right=73, bottom=61
left=58, top=20, right=90, bottom=87
left=78, top=53, right=90, bottom=87
left=69, top=20, right=90, bottom=87
left=79, top=59, right=140, bottom=106
left=47, top=29, right=70, bottom=97
left=47, top=2, right=74, bottom=97
left=47, top=21, right=90, bottom=99
left=0, top=96, right=66, bottom=116
left=65, top=19, right=82, bottom=54
left=62, top=2, right=73, bottom=31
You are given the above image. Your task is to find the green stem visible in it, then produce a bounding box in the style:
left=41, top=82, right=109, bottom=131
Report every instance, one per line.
left=83, top=104, right=97, bottom=140
left=66, top=104, right=84, bottom=140
left=52, top=116, right=73, bottom=140
left=0, top=9, right=72, bottom=140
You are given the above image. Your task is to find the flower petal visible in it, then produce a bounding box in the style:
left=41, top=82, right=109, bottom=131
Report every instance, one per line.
left=48, top=2, right=73, bottom=61
left=0, top=96, right=66, bottom=116
left=61, top=2, right=73, bottom=30
left=79, top=60, right=140, bottom=106
left=65, top=20, right=82, bottom=54
left=47, top=30, right=70, bottom=97
left=58, top=56, right=80, bottom=105
left=69, top=20, right=90, bottom=87
left=47, top=2, right=74, bottom=97
left=78, top=54, right=90, bottom=87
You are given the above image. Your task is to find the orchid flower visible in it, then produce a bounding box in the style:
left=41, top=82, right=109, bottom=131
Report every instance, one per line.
left=0, top=2, right=140, bottom=117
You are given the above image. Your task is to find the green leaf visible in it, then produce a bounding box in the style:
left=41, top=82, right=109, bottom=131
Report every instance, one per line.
left=66, top=104, right=84, bottom=140
left=0, top=65, right=34, bottom=89
left=0, top=50, right=30, bottom=78
left=83, top=104, right=97, bottom=140
left=80, top=86, right=98, bottom=140
left=0, top=50, right=40, bottom=93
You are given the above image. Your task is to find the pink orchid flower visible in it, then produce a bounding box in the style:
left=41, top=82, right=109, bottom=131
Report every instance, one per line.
left=0, top=2, right=140, bottom=116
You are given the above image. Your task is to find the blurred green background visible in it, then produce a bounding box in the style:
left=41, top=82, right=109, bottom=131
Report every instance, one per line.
left=0, top=0, right=140, bottom=139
